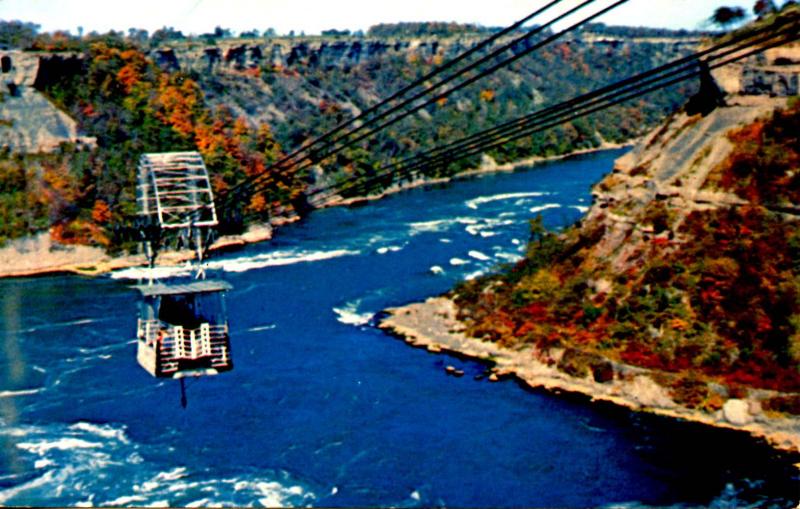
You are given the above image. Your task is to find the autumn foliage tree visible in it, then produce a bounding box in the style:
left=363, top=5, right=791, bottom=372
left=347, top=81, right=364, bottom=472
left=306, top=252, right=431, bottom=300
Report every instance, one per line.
left=754, top=0, right=779, bottom=17
left=16, top=39, right=289, bottom=248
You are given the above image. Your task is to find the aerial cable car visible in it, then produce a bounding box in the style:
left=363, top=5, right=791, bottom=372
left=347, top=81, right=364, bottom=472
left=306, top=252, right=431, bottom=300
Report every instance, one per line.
left=133, top=151, right=233, bottom=407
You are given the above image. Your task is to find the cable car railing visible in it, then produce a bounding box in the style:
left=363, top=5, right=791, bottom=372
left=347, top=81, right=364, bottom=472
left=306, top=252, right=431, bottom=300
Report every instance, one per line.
left=137, top=318, right=231, bottom=375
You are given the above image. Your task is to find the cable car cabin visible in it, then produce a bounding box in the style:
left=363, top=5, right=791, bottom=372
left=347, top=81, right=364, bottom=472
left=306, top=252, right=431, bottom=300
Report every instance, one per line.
left=135, top=280, right=233, bottom=378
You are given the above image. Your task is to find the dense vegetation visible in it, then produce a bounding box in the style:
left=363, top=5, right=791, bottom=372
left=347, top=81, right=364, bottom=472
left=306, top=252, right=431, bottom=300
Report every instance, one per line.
left=0, top=21, right=698, bottom=248
left=453, top=100, right=800, bottom=407
left=705, top=98, right=800, bottom=205
left=582, top=23, right=719, bottom=38
left=0, top=36, right=290, bottom=247
left=366, top=22, right=499, bottom=38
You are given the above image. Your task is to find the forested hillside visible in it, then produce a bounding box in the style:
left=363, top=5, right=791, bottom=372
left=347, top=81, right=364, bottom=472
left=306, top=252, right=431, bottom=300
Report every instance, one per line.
left=0, top=21, right=698, bottom=249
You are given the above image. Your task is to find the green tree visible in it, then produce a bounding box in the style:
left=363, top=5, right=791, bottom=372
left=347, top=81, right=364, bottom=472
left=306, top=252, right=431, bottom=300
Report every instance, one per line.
left=710, top=6, right=748, bottom=28
left=0, top=20, right=40, bottom=48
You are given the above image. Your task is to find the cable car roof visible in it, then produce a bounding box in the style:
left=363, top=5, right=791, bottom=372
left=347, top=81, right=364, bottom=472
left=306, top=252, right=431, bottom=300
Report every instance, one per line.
left=134, top=280, right=233, bottom=296
left=136, top=151, right=218, bottom=229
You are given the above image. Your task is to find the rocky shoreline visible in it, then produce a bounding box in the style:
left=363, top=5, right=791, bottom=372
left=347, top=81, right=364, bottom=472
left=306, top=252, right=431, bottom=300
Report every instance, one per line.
left=379, top=297, right=800, bottom=454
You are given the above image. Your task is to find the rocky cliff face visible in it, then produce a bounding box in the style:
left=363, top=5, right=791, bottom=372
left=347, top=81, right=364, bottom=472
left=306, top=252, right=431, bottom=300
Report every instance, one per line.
left=0, top=50, right=94, bottom=152
left=0, top=87, right=95, bottom=152
left=600, top=45, right=800, bottom=252
left=0, top=49, right=40, bottom=86
left=588, top=42, right=800, bottom=277
left=148, top=37, right=459, bottom=75
left=712, top=43, right=800, bottom=97
left=589, top=101, right=789, bottom=277
left=146, top=36, right=530, bottom=129
left=149, top=32, right=700, bottom=73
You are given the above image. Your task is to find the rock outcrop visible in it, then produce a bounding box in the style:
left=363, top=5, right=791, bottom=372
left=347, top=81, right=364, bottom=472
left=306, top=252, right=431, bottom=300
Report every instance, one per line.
left=146, top=31, right=700, bottom=74
left=153, top=36, right=469, bottom=73
left=0, top=86, right=95, bottom=152
left=590, top=41, right=800, bottom=277
left=588, top=97, right=785, bottom=277
left=0, top=50, right=95, bottom=153
left=712, top=42, right=800, bottom=97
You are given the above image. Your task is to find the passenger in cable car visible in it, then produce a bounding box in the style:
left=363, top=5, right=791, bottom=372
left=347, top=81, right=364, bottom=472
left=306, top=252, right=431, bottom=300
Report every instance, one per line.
left=157, top=292, right=225, bottom=330
left=159, top=294, right=202, bottom=329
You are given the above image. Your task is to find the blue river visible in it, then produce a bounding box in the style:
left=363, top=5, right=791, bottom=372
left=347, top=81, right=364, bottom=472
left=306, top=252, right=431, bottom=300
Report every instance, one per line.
left=0, top=149, right=797, bottom=507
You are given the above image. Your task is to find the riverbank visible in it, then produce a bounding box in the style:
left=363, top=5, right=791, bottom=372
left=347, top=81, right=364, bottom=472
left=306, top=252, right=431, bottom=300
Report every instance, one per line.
left=321, top=141, right=632, bottom=208
left=380, top=297, right=800, bottom=454
left=0, top=222, right=283, bottom=279
left=0, top=143, right=629, bottom=279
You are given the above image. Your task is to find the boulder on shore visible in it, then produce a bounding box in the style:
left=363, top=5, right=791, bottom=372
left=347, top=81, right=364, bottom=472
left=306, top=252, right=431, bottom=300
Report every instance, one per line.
left=723, top=399, right=754, bottom=426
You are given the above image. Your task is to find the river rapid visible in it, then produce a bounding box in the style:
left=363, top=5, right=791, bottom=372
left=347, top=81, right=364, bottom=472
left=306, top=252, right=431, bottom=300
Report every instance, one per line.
left=0, top=149, right=797, bottom=507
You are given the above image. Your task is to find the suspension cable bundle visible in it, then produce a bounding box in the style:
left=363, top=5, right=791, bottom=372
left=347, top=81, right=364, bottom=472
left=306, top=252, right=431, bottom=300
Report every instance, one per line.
left=304, top=14, right=800, bottom=204
left=214, top=1, right=799, bottom=220
left=218, top=0, right=633, bottom=212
